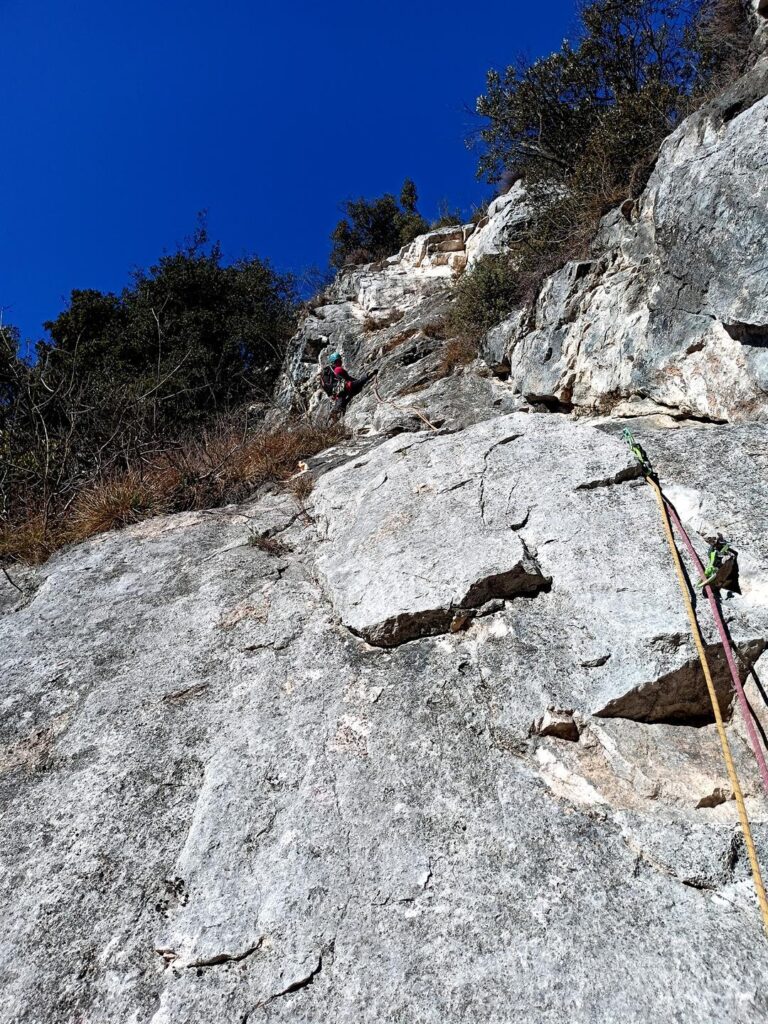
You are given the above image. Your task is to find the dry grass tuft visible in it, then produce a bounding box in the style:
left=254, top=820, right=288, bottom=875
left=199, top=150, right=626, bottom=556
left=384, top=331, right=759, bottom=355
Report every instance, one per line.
left=66, top=472, right=175, bottom=544
left=379, top=328, right=418, bottom=356
left=422, top=317, right=449, bottom=340
left=1, top=420, right=344, bottom=564
left=248, top=531, right=291, bottom=555
left=363, top=310, right=404, bottom=333
left=437, top=336, right=478, bottom=376
left=0, top=515, right=59, bottom=565
left=284, top=473, right=314, bottom=502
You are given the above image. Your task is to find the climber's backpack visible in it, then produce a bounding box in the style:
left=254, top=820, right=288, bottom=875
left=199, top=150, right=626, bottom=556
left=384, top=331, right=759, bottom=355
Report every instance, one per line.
left=320, top=365, right=344, bottom=399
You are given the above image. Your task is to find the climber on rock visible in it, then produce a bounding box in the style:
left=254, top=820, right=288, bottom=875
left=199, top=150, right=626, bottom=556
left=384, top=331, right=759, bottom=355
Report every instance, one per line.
left=320, top=351, right=374, bottom=420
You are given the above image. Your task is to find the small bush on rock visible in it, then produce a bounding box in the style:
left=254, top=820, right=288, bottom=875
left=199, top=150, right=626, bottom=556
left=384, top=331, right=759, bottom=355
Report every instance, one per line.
left=422, top=317, right=449, bottom=341
left=437, top=337, right=479, bottom=375
left=447, top=256, right=522, bottom=341
left=330, top=180, right=429, bottom=269
left=430, top=201, right=465, bottom=229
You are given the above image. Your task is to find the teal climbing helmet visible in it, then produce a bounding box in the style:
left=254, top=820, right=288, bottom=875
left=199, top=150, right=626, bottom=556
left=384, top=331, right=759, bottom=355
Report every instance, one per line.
left=328, top=351, right=342, bottom=364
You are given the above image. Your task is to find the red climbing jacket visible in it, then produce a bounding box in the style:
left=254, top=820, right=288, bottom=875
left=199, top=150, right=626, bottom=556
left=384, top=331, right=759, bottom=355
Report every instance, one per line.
left=332, top=364, right=354, bottom=393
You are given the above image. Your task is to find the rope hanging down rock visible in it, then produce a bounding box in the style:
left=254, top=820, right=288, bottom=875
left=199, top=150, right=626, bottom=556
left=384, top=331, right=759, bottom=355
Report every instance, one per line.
left=664, top=501, right=768, bottom=799
left=623, top=429, right=768, bottom=934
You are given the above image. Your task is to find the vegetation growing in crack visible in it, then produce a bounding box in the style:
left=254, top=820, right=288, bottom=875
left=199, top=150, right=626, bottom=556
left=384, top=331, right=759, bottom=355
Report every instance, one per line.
left=470, top=0, right=759, bottom=308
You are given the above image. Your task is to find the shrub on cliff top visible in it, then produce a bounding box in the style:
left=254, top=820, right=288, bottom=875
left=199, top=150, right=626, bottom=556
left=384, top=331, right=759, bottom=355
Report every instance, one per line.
left=476, top=0, right=701, bottom=187
left=694, top=0, right=757, bottom=89
left=472, top=0, right=757, bottom=300
left=330, top=179, right=429, bottom=268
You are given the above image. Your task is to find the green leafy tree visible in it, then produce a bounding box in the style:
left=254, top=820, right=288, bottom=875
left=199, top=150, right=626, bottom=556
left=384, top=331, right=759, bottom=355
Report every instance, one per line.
left=431, top=200, right=465, bottom=229
left=38, top=227, right=297, bottom=442
left=0, top=323, right=48, bottom=519
left=330, top=180, right=429, bottom=268
left=476, top=0, right=700, bottom=187
left=0, top=226, right=299, bottom=525
left=468, top=0, right=759, bottom=301
left=399, top=179, right=419, bottom=215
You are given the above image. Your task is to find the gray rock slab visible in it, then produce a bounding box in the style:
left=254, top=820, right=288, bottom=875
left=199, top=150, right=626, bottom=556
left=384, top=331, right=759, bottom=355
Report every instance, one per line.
left=313, top=414, right=766, bottom=724
left=2, top=430, right=768, bottom=1023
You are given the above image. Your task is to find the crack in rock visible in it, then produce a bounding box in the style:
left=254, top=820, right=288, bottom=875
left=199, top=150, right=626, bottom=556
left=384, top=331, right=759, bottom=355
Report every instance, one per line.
left=575, top=463, right=643, bottom=490
left=593, top=638, right=766, bottom=725
left=479, top=433, right=523, bottom=523
left=581, top=654, right=611, bottom=669
left=350, top=562, right=551, bottom=648
left=722, top=320, right=768, bottom=348
left=161, top=683, right=210, bottom=703
left=243, top=947, right=327, bottom=1020
left=156, top=937, right=265, bottom=970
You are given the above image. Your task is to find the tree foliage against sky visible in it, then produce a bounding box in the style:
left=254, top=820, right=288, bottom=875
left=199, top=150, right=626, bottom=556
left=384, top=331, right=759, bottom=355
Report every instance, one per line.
left=41, top=226, right=297, bottom=428
left=1, top=227, right=298, bottom=526
left=475, top=0, right=706, bottom=187
left=451, top=0, right=757, bottom=341
left=330, top=179, right=429, bottom=268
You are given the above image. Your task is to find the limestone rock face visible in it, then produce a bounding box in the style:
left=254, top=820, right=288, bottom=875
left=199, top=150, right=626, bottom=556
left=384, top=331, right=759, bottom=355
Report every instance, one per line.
left=274, top=190, right=526, bottom=431
left=314, top=414, right=768, bottom=722
left=485, top=58, right=768, bottom=422
left=313, top=418, right=554, bottom=646
left=5, top=30, right=768, bottom=1024
left=3, top=416, right=768, bottom=1024
left=464, top=181, right=530, bottom=266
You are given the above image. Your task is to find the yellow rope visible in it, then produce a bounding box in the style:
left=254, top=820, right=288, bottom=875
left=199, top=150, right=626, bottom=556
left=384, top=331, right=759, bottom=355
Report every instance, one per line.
left=646, top=475, right=768, bottom=933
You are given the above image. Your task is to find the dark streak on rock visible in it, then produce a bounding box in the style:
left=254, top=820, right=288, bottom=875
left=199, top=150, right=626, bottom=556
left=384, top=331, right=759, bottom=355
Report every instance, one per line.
left=162, top=683, right=210, bottom=703
left=187, top=938, right=265, bottom=969
left=575, top=463, right=643, bottom=491
left=243, top=948, right=326, bottom=1020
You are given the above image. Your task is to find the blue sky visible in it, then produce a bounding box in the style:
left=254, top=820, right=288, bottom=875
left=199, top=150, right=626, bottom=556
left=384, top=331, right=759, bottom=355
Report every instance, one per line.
left=1, top=0, right=579, bottom=345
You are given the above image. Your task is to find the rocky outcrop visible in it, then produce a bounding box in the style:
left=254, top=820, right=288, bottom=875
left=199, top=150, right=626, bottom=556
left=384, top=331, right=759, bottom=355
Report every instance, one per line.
left=464, top=181, right=530, bottom=266
left=315, top=414, right=768, bottom=721
left=275, top=187, right=530, bottom=433
left=484, top=56, right=768, bottom=423
left=283, top=47, right=767, bottom=431
left=313, top=418, right=554, bottom=646
left=277, top=226, right=465, bottom=407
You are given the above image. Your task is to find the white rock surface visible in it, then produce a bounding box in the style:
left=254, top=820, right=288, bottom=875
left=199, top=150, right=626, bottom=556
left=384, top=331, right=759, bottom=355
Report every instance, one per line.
left=484, top=58, right=768, bottom=422
left=464, top=181, right=530, bottom=266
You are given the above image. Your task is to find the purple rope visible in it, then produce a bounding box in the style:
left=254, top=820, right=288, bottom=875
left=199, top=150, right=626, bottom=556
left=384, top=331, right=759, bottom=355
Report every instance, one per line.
left=664, top=498, right=768, bottom=799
